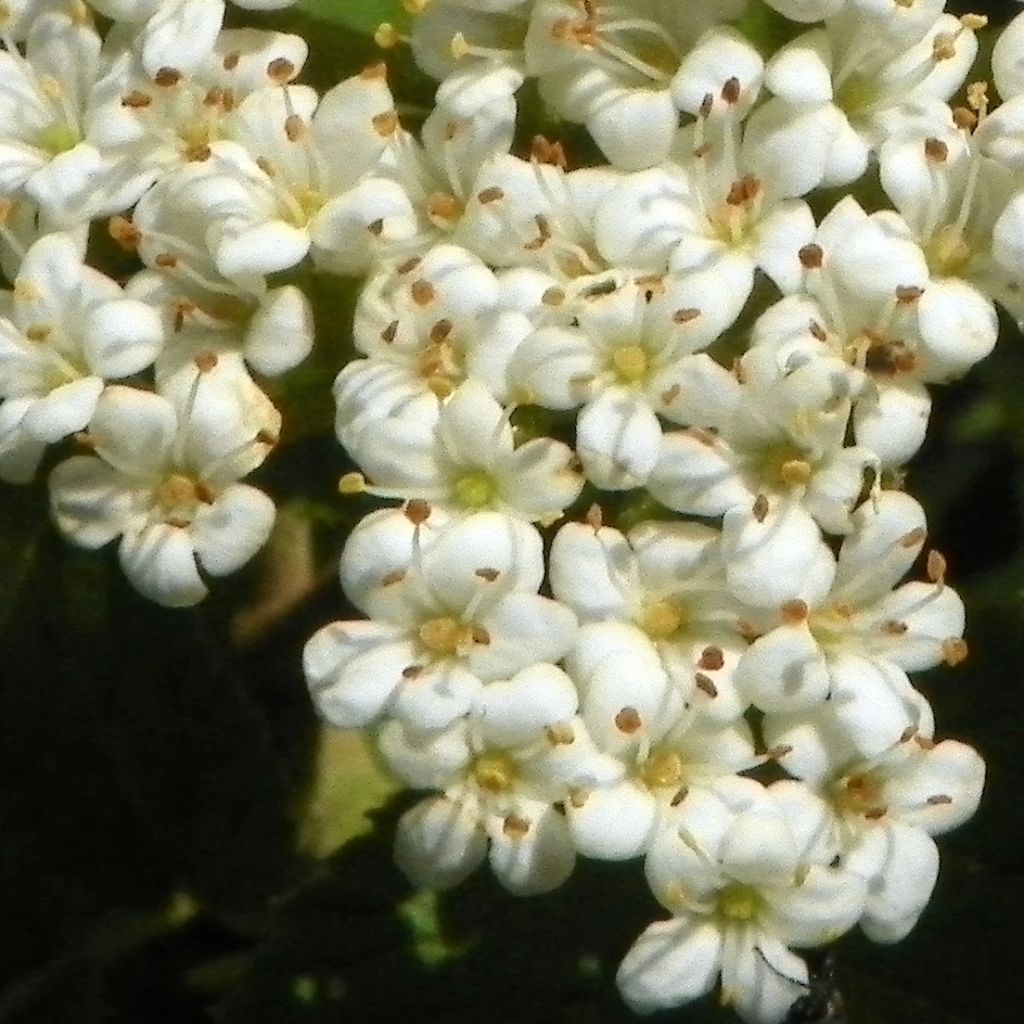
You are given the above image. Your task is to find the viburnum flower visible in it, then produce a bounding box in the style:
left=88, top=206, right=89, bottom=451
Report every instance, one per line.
left=751, top=7, right=980, bottom=189
left=735, top=491, right=966, bottom=754
left=617, top=778, right=866, bottom=1022
left=305, top=511, right=577, bottom=735
left=340, top=378, right=584, bottom=523
left=48, top=376, right=279, bottom=606
left=334, top=244, right=527, bottom=443
left=523, top=1, right=749, bottom=169
left=89, top=0, right=297, bottom=77
left=383, top=663, right=621, bottom=894
left=550, top=517, right=749, bottom=723
left=0, top=10, right=108, bottom=225
left=117, top=166, right=314, bottom=378
left=55, top=27, right=310, bottom=222
left=0, top=232, right=163, bottom=483
left=453, top=152, right=619, bottom=277
left=509, top=275, right=741, bottom=490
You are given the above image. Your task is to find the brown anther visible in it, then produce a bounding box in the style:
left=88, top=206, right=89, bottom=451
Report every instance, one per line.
left=737, top=620, right=762, bottom=643
left=502, top=814, right=530, bottom=839
left=546, top=723, right=576, bottom=746
left=360, top=61, right=388, bottom=81
left=932, top=33, right=957, bottom=61
left=284, top=114, right=306, bottom=142
left=195, top=481, right=215, bottom=504
left=255, top=156, right=275, bottom=177
left=765, top=744, right=793, bottom=761
left=410, top=280, right=435, bottom=306
left=695, top=673, right=718, bottom=699
left=109, top=216, right=141, bottom=250
left=477, top=185, right=504, bottom=204
left=924, top=137, right=949, bottom=162
left=896, top=285, right=925, bottom=304
left=403, top=500, right=431, bottom=527
left=927, top=794, right=953, bottom=806
left=781, top=599, right=809, bottom=625
left=154, top=67, right=182, bottom=87
left=614, top=707, right=643, bottom=734
left=661, top=384, right=681, bottom=405
left=899, top=526, right=926, bottom=548
left=927, top=549, right=947, bottom=583
left=166, top=517, right=190, bottom=529
left=942, top=637, right=969, bottom=666
left=267, top=57, right=297, bottom=84
left=809, top=320, right=827, bottom=342
left=222, top=51, right=241, bottom=71
left=426, top=192, right=462, bottom=222
left=669, top=787, right=689, bottom=808
left=24, top=324, right=50, bottom=342
left=380, top=320, right=399, bottom=344
left=726, top=174, right=760, bottom=206
left=798, top=243, right=824, bottom=270
left=699, top=92, right=714, bottom=118
left=864, top=806, right=888, bottom=820
left=952, top=106, right=978, bottom=131
left=542, top=286, right=566, bottom=306
left=916, top=735, right=937, bottom=750
left=255, top=430, right=279, bottom=446
left=884, top=620, right=909, bottom=635
left=530, top=135, right=567, bottom=169
left=698, top=646, right=725, bottom=672
left=721, top=76, right=741, bottom=105
left=673, top=307, right=701, bottom=324
left=401, top=664, right=423, bottom=679
left=475, top=566, right=500, bottom=582
left=121, top=90, right=152, bottom=109
left=752, top=494, right=769, bottom=523
left=534, top=213, right=552, bottom=242
left=185, top=143, right=212, bottom=162
left=396, top=256, right=421, bottom=275
left=429, top=319, right=453, bottom=344
left=471, top=626, right=491, bottom=646
left=568, top=788, right=589, bottom=809
left=73, top=431, right=96, bottom=451
left=582, top=278, right=617, bottom=298
left=371, top=110, right=400, bottom=138
left=194, top=352, right=218, bottom=373
left=366, top=218, right=384, bottom=237
left=586, top=503, right=603, bottom=530
left=379, top=569, right=407, bottom=587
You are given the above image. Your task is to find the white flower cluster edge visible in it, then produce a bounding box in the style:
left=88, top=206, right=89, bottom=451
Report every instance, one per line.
left=0, top=0, right=1005, bottom=1020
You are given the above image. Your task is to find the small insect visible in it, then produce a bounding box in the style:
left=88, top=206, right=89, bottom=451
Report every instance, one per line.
left=785, top=950, right=847, bottom=1024
left=756, top=946, right=847, bottom=1024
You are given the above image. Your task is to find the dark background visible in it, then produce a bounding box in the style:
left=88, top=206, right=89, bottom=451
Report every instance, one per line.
left=1, top=1, right=1023, bottom=1021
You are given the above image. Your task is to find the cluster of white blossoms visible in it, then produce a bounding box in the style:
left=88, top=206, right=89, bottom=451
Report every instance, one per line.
left=0, top=0, right=1004, bottom=1019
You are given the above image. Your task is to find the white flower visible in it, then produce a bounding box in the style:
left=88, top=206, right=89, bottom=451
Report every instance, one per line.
left=48, top=377, right=278, bottom=606
left=751, top=9, right=979, bottom=189
left=0, top=232, right=163, bottom=483
left=334, top=244, right=526, bottom=443
left=833, top=735, right=985, bottom=942
left=382, top=663, right=621, bottom=894
left=509, top=275, right=739, bottom=490
left=617, top=779, right=865, bottom=1022
left=735, top=492, right=965, bottom=739
left=550, top=517, right=749, bottom=722
left=454, top=153, right=619, bottom=277
left=341, top=378, right=583, bottom=524
left=304, top=511, right=578, bottom=734
left=523, top=1, right=748, bottom=169
left=0, top=11, right=107, bottom=224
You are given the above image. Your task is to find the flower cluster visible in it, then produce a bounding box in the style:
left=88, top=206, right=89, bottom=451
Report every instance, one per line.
left=0, top=0, right=1002, bottom=1019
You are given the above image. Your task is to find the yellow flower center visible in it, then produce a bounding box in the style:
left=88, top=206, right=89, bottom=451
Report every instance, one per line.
left=472, top=753, right=518, bottom=794
left=38, top=122, right=81, bottom=155
left=453, top=470, right=497, bottom=510
left=611, top=344, right=649, bottom=384
left=641, top=599, right=687, bottom=640
left=718, top=884, right=762, bottom=922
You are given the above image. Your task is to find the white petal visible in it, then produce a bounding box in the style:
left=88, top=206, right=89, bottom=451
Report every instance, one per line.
left=853, top=379, right=931, bottom=467
left=616, top=918, right=723, bottom=1015
left=486, top=800, right=576, bottom=894
left=472, top=662, right=578, bottom=749
left=735, top=623, right=831, bottom=714
left=119, top=523, right=207, bottom=607
left=577, top=390, right=662, bottom=491
left=245, top=285, right=314, bottom=376
left=82, top=300, right=163, bottom=379
left=649, top=430, right=750, bottom=516
left=470, top=593, right=578, bottom=680
left=48, top=454, right=132, bottom=548
left=90, top=385, right=175, bottom=479
left=566, top=781, right=658, bottom=861
left=192, top=483, right=275, bottom=576
left=548, top=521, right=631, bottom=621
left=22, top=376, right=103, bottom=443
left=763, top=865, right=867, bottom=947
left=395, top=795, right=487, bottom=891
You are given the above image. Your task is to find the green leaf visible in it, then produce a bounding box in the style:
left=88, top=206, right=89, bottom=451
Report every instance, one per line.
left=298, top=0, right=408, bottom=36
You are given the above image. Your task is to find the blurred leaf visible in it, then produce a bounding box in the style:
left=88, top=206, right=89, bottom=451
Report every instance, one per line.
left=298, top=0, right=408, bottom=36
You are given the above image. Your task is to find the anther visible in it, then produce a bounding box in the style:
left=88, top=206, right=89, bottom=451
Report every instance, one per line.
left=546, top=723, right=576, bottom=746
left=952, top=106, right=978, bottom=132
left=614, top=707, right=643, bottom=734
left=379, top=569, right=406, bottom=587
left=695, top=673, right=718, bottom=698
left=924, top=137, right=949, bottom=163
left=586, top=503, right=603, bottom=530
left=475, top=567, right=500, bottom=582
left=222, top=51, right=241, bottom=71
left=410, top=280, right=435, bottom=305
left=404, top=499, right=431, bottom=525
left=721, top=77, right=741, bottom=105
left=530, top=135, right=567, bottom=169
left=542, top=286, right=566, bottom=306
left=396, top=256, right=421, bottom=275
left=154, top=67, right=182, bottom=87
left=899, top=526, right=926, bottom=548
left=380, top=320, right=399, bottom=344
left=371, top=111, right=400, bottom=138
left=942, top=637, right=968, bottom=666
left=121, top=90, right=152, bottom=109
left=698, top=646, right=725, bottom=671
left=752, top=494, right=769, bottom=522
left=895, top=285, right=924, bottom=303
left=502, top=814, right=531, bottom=838
left=798, top=243, right=824, bottom=270
left=338, top=472, right=367, bottom=494
left=108, top=216, right=141, bottom=251
left=194, top=352, right=218, bottom=373
left=267, top=58, right=297, bottom=84
left=366, top=218, right=384, bottom=237
left=673, top=307, right=701, bottom=324
left=765, top=744, right=793, bottom=760
left=401, top=664, right=422, bottom=679
left=429, top=319, right=453, bottom=344
left=477, top=186, right=504, bottom=205
left=927, top=793, right=953, bottom=805
left=927, top=549, right=947, bottom=583
left=284, top=114, right=306, bottom=142
left=781, top=599, right=809, bottom=625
